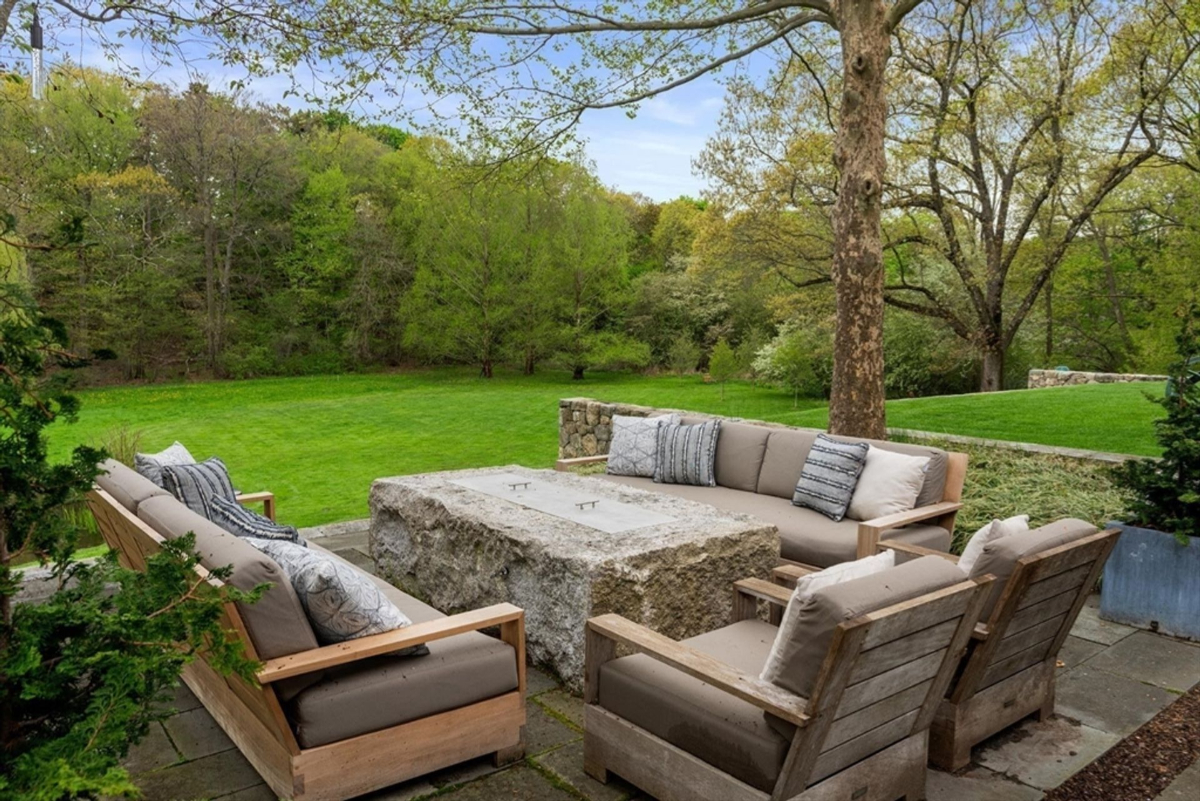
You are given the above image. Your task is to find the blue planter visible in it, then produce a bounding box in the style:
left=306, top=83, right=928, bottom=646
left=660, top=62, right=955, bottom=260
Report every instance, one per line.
left=1100, top=522, right=1200, bottom=641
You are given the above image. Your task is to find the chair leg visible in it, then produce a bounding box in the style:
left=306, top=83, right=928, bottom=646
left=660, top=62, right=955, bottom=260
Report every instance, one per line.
left=1035, top=679, right=1056, bottom=723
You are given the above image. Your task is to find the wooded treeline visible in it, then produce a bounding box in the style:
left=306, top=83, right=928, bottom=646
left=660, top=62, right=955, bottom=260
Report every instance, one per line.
left=1, top=63, right=1196, bottom=396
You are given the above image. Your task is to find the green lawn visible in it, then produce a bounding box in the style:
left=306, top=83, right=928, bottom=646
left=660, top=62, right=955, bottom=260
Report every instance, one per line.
left=786, top=382, right=1165, bottom=459
left=50, top=369, right=1163, bottom=528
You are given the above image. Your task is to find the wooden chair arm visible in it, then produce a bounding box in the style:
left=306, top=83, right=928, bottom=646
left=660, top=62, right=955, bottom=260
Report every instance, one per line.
left=877, top=539, right=962, bottom=564
left=856, top=501, right=964, bottom=558
left=554, top=455, right=610, bottom=472
left=236, top=491, right=276, bottom=522
left=586, top=614, right=810, bottom=727
left=735, top=578, right=792, bottom=607
left=257, top=603, right=524, bottom=684
left=772, top=563, right=817, bottom=589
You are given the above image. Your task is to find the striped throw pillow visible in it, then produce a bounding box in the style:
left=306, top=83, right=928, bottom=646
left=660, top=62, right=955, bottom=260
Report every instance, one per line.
left=161, top=457, right=238, bottom=520
left=654, top=419, right=721, bottom=487
left=792, top=434, right=869, bottom=521
left=209, top=495, right=303, bottom=543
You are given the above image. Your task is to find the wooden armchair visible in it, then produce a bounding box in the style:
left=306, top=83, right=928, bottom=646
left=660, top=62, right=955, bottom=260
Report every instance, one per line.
left=583, top=567, right=991, bottom=801
left=877, top=529, right=1120, bottom=770
left=88, top=485, right=527, bottom=800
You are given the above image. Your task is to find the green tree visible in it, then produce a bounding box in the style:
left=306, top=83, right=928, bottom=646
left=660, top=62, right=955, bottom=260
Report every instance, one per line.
left=0, top=282, right=259, bottom=799
left=708, top=337, right=738, bottom=400
left=402, top=169, right=526, bottom=377
left=1114, top=303, right=1200, bottom=543
left=279, top=166, right=357, bottom=361
left=668, top=334, right=701, bottom=375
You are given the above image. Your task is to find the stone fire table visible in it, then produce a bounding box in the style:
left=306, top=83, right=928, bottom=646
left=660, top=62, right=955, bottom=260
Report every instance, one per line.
left=368, top=466, right=778, bottom=690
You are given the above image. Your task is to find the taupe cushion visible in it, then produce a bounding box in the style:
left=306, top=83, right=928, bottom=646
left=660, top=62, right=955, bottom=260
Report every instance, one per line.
left=599, top=474, right=949, bottom=568
left=287, top=544, right=520, bottom=748
left=969, top=518, right=1099, bottom=620
left=136, top=496, right=320, bottom=664
left=756, top=429, right=817, bottom=499
left=762, top=556, right=966, bottom=738
left=598, top=619, right=788, bottom=793
left=95, top=458, right=169, bottom=513
left=714, top=422, right=771, bottom=493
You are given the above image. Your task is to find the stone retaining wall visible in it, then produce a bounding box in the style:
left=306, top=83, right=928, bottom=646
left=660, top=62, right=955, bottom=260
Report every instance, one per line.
left=557, top=397, right=1143, bottom=463
left=1027, top=369, right=1167, bottom=388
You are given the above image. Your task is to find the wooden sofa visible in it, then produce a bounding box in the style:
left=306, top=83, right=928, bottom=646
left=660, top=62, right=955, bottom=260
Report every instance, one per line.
left=89, top=459, right=527, bottom=801
left=557, top=417, right=967, bottom=568
left=774, top=519, right=1119, bottom=771
left=583, top=556, right=992, bottom=801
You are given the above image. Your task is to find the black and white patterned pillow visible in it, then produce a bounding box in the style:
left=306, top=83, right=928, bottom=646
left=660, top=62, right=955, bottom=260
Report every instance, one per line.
left=654, top=419, right=721, bottom=487
left=606, top=414, right=679, bottom=478
left=161, top=457, right=238, bottom=520
left=246, top=538, right=425, bottom=655
left=208, top=495, right=303, bottom=544
left=792, top=434, right=870, bottom=521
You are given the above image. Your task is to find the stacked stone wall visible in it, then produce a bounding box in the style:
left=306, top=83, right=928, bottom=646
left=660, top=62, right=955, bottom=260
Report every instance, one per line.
left=1027, top=369, right=1167, bottom=388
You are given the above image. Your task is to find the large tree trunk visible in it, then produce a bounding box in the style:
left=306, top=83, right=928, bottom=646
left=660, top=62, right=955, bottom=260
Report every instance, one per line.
left=827, top=0, right=889, bottom=439
left=981, top=347, right=1005, bottom=392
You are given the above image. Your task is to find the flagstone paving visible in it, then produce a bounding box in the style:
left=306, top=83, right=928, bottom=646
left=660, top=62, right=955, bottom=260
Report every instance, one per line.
left=123, top=526, right=1200, bottom=801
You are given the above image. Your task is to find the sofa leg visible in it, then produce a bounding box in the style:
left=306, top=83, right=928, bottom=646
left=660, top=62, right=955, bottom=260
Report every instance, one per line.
left=583, top=737, right=609, bottom=784
left=493, top=732, right=525, bottom=768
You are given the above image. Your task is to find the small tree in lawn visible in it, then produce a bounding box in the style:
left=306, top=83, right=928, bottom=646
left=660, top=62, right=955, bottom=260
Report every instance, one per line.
left=708, top=338, right=738, bottom=401
left=754, top=322, right=821, bottom=409
left=1113, top=303, right=1200, bottom=545
left=0, top=280, right=261, bottom=799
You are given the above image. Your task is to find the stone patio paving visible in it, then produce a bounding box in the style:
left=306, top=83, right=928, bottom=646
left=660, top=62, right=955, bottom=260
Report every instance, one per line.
left=122, top=522, right=1200, bottom=801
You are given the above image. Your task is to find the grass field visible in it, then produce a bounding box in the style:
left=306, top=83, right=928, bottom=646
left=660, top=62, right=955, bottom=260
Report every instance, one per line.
left=49, top=369, right=1163, bottom=528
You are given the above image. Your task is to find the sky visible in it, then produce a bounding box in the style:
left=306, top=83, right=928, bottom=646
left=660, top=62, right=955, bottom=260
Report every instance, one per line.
left=16, top=13, right=732, bottom=202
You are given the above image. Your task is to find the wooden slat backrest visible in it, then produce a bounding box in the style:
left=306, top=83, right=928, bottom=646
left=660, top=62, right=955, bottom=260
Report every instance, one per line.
left=86, top=488, right=301, bottom=756
left=770, top=578, right=990, bottom=800
left=952, top=528, right=1120, bottom=701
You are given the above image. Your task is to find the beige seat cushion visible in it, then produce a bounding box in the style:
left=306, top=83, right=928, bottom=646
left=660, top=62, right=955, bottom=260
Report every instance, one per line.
left=969, top=518, right=1099, bottom=620
left=598, top=619, right=788, bottom=793
left=714, top=422, right=772, bottom=493
left=598, top=475, right=950, bottom=567
left=96, top=458, right=170, bottom=513
left=762, top=555, right=967, bottom=702
left=136, top=496, right=320, bottom=665
left=286, top=544, right=520, bottom=748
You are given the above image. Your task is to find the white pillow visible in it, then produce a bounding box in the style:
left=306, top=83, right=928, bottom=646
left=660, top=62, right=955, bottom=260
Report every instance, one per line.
left=134, top=441, right=195, bottom=488
left=761, top=550, right=896, bottom=681
left=957, top=515, right=1030, bottom=574
left=846, top=447, right=931, bottom=521
left=791, top=549, right=897, bottom=605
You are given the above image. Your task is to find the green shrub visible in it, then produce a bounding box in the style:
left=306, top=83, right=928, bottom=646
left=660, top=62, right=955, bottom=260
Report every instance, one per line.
left=0, top=282, right=260, bottom=800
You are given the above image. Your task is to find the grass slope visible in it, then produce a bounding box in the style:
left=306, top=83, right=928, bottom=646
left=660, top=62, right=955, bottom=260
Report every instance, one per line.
left=51, top=369, right=1161, bottom=528
left=787, top=382, right=1165, bottom=458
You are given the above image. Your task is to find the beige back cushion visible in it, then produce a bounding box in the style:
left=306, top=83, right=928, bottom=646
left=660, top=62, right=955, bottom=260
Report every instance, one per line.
left=95, top=458, right=170, bottom=513
left=762, top=555, right=967, bottom=700
left=136, top=495, right=320, bottom=663
left=756, top=429, right=818, bottom=499
left=969, top=518, right=1099, bottom=620
left=714, top=422, right=772, bottom=493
